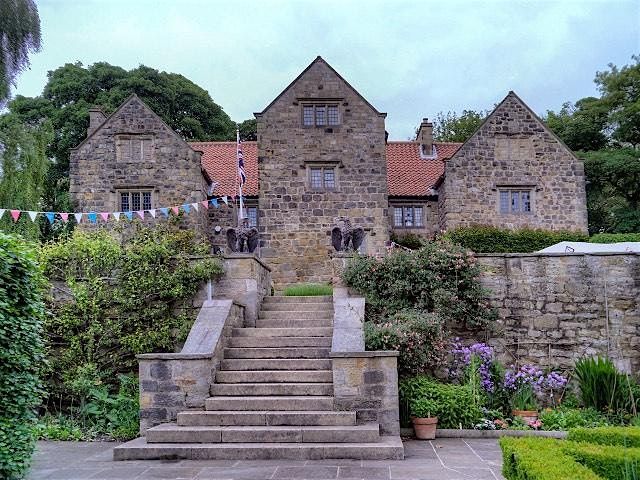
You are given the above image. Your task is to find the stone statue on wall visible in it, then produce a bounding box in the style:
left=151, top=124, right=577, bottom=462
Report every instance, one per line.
left=227, top=219, right=259, bottom=253
left=331, top=217, right=365, bottom=252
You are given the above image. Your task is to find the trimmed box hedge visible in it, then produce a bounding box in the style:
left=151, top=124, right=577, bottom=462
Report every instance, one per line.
left=564, top=441, right=640, bottom=480
left=568, top=426, right=640, bottom=448
left=500, top=437, right=601, bottom=480
left=589, top=232, right=640, bottom=243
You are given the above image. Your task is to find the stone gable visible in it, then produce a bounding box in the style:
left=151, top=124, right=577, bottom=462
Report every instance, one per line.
left=255, top=57, right=390, bottom=286
left=69, top=95, right=208, bottom=235
left=439, top=92, right=588, bottom=233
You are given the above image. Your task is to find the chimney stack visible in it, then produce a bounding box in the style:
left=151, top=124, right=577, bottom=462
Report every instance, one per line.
left=87, top=107, right=107, bottom=136
left=417, top=118, right=434, bottom=156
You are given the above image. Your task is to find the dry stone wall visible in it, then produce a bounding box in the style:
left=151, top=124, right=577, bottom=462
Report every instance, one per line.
left=472, top=253, right=640, bottom=373
left=256, top=58, right=390, bottom=286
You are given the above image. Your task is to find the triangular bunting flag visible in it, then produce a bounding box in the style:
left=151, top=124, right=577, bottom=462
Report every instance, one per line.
left=210, top=198, right=219, bottom=208
left=100, top=212, right=109, bottom=222
left=136, top=210, right=144, bottom=219
left=222, top=196, right=228, bottom=206
left=113, top=212, right=121, bottom=221
left=0, top=209, right=5, bottom=220
left=10, top=210, right=20, bottom=222
left=171, top=206, right=180, bottom=215
left=87, top=212, right=98, bottom=223
left=201, top=200, right=209, bottom=209
left=182, top=204, right=191, bottom=214
left=60, top=212, right=69, bottom=223
left=160, top=208, right=169, bottom=217
left=124, top=211, right=133, bottom=221
left=45, top=212, right=55, bottom=224
left=74, top=213, right=83, bottom=224
left=148, top=209, right=156, bottom=218
left=191, top=202, right=199, bottom=212
left=27, top=211, right=38, bottom=222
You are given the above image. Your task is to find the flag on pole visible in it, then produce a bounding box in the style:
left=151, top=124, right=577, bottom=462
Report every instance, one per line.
left=237, top=130, right=246, bottom=187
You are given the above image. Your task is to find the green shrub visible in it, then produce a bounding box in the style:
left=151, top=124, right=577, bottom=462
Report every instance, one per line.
left=399, top=376, right=482, bottom=428
left=568, top=426, right=640, bottom=448
left=365, top=310, right=446, bottom=376
left=564, top=441, right=640, bottom=480
left=590, top=232, right=640, bottom=243
left=500, top=437, right=601, bottom=480
left=34, top=415, right=85, bottom=441
left=443, top=225, right=588, bottom=253
left=574, top=357, right=631, bottom=414
left=390, top=232, right=425, bottom=250
left=40, top=225, right=222, bottom=413
left=539, top=407, right=610, bottom=431
left=282, top=283, right=333, bottom=296
left=0, top=233, right=46, bottom=480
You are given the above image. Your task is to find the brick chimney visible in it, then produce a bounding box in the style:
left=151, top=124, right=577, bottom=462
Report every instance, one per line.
left=87, top=107, right=107, bottom=136
left=417, top=118, right=434, bottom=156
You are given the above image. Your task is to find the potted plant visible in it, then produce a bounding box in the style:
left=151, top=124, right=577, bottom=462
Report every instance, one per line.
left=411, top=398, right=439, bottom=440
left=511, top=384, right=538, bottom=423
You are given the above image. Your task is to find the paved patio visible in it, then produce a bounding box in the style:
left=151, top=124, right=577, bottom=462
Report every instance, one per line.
left=28, top=438, right=504, bottom=479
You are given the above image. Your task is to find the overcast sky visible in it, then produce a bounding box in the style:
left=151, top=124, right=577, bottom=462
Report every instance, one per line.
left=12, top=0, right=640, bottom=139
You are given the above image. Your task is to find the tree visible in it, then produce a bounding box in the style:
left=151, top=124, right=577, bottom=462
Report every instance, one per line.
left=0, top=62, right=236, bottom=218
left=545, top=97, right=609, bottom=151
left=238, top=119, right=257, bottom=141
left=595, top=55, right=640, bottom=147
left=0, top=0, right=41, bottom=107
left=431, top=110, right=488, bottom=143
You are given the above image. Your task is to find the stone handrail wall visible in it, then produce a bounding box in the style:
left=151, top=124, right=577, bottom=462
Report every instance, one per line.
left=472, top=252, right=640, bottom=373
left=138, top=300, right=244, bottom=433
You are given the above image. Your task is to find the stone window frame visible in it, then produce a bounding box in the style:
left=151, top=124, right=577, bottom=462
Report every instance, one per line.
left=243, top=202, right=259, bottom=228
left=497, top=186, right=534, bottom=215
left=116, top=187, right=155, bottom=212
left=300, top=102, right=341, bottom=128
left=391, top=204, right=424, bottom=228
left=115, top=134, right=155, bottom=162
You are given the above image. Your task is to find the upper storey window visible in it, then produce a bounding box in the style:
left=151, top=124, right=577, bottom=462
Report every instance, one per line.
left=499, top=189, right=532, bottom=214
left=302, top=104, right=340, bottom=127
left=116, top=135, right=154, bottom=162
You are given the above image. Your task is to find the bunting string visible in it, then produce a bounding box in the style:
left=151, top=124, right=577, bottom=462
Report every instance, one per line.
left=0, top=195, right=240, bottom=224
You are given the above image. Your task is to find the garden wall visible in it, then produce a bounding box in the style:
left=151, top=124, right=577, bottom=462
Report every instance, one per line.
left=473, top=252, right=640, bottom=373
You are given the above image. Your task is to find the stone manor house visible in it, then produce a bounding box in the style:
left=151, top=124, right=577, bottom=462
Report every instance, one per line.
left=70, top=57, right=589, bottom=286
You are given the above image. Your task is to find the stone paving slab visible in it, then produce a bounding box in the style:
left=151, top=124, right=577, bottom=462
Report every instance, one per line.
left=28, top=439, right=505, bottom=479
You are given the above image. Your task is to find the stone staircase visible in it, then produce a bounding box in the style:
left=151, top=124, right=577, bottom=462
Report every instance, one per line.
left=114, top=296, right=403, bottom=460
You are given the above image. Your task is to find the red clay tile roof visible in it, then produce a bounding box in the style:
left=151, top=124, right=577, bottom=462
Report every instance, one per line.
left=190, top=141, right=259, bottom=196
left=191, top=140, right=461, bottom=197
left=386, top=142, right=461, bottom=196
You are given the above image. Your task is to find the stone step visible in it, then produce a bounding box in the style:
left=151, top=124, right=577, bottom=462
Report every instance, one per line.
left=221, top=359, right=332, bottom=371
left=223, top=347, right=330, bottom=359
left=215, top=370, right=333, bottom=383
left=211, top=383, right=333, bottom=396
left=228, top=336, right=332, bottom=348
left=146, top=423, right=380, bottom=444
left=261, top=302, right=333, bottom=312
left=262, top=296, right=333, bottom=304
left=114, top=436, right=405, bottom=460
left=255, top=318, right=333, bottom=328
left=177, top=410, right=356, bottom=427
left=259, top=310, right=333, bottom=320
left=205, top=396, right=334, bottom=411
left=232, top=327, right=332, bottom=338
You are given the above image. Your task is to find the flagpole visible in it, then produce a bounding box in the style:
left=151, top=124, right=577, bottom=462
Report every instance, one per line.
left=237, top=128, right=244, bottom=226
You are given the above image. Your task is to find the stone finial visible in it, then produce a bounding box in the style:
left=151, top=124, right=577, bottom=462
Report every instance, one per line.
left=87, top=107, right=107, bottom=136
left=417, top=118, right=434, bottom=156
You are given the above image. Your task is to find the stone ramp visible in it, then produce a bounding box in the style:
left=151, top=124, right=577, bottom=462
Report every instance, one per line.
left=114, top=296, right=403, bottom=460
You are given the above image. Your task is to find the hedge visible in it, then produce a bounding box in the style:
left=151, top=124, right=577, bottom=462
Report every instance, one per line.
left=443, top=226, right=588, bottom=253
left=0, top=233, right=46, bottom=479
left=589, top=232, right=640, bottom=243
left=499, top=437, right=601, bottom=480
left=568, top=426, right=640, bottom=448
left=564, top=441, right=640, bottom=480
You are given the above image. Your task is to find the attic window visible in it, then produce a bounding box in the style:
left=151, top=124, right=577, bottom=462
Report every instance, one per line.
left=116, top=135, right=154, bottom=162
left=302, top=104, right=340, bottom=127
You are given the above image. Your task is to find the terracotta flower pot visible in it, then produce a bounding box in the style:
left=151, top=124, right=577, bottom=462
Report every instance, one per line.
left=512, top=409, right=538, bottom=423
left=412, top=416, right=438, bottom=440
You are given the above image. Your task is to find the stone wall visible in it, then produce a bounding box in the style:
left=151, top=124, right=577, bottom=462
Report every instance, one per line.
left=256, top=57, right=390, bottom=287
left=69, top=95, right=208, bottom=237
left=440, top=92, right=588, bottom=233
left=472, top=252, right=640, bottom=373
